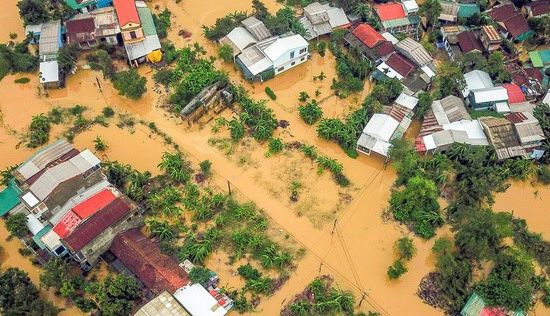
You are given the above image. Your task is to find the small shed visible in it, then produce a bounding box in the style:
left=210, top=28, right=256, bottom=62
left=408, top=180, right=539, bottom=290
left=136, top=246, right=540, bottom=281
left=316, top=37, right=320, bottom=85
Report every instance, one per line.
left=0, top=180, right=22, bottom=217
left=174, top=284, right=228, bottom=316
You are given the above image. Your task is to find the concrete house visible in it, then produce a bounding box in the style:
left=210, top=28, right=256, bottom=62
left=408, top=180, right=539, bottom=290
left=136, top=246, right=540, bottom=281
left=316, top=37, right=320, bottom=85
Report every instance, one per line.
left=440, top=25, right=467, bottom=61
left=38, top=21, right=63, bottom=87
left=219, top=17, right=272, bottom=56
left=462, top=70, right=509, bottom=112
left=479, top=25, right=502, bottom=53
left=356, top=92, right=418, bottom=157
left=299, top=2, right=350, bottom=40
left=438, top=1, right=459, bottom=23
left=343, top=23, right=395, bottom=63
left=66, top=16, right=98, bottom=49
left=236, top=33, right=309, bottom=81
left=374, top=2, right=420, bottom=40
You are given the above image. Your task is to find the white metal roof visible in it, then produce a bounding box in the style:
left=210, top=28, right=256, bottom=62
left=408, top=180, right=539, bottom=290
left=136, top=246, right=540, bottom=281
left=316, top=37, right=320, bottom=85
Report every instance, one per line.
left=263, top=35, right=308, bottom=62
left=39, top=61, right=59, bottom=84
left=402, top=0, right=419, bottom=13
left=27, top=214, right=45, bottom=235
left=356, top=133, right=392, bottom=156
left=25, top=24, right=42, bottom=35
left=381, top=32, right=399, bottom=44
left=16, top=140, right=74, bottom=180
left=421, top=65, right=435, bottom=78
left=472, top=86, right=508, bottom=104
left=326, top=7, right=350, bottom=28
left=174, top=284, right=227, bottom=316
left=225, top=27, right=257, bottom=51
left=463, top=69, right=493, bottom=96
left=363, top=113, right=399, bottom=142
left=125, top=35, right=161, bottom=61
left=394, top=92, right=419, bottom=110
left=377, top=62, right=404, bottom=80
left=495, top=101, right=511, bottom=113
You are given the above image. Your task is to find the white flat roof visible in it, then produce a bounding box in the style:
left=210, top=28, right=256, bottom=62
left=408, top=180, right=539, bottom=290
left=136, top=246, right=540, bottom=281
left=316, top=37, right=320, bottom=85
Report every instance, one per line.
left=26, top=214, right=45, bottom=235
left=39, top=61, right=59, bottom=83
left=377, top=62, right=404, bottom=80
left=363, top=113, right=399, bottom=142
left=174, top=284, right=227, bottom=316
left=381, top=32, right=399, bottom=44
left=22, top=192, right=39, bottom=207
left=472, top=86, right=508, bottom=103
left=395, top=92, right=419, bottom=110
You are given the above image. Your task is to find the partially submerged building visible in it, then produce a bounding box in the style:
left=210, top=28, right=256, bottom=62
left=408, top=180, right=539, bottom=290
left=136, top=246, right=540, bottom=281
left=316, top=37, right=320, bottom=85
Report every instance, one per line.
left=488, top=3, right=533, bottom=41
left=219, top=17, right=272, bottom=56
left=299, top=2, right=350, bottom=40
left=460, top=292, right=526, bottom=316
left=135, top=291, right=191, bottom=316
left=415, top=96, right=489, bottom=153
left=236, top=33, right=309, bottom=81
left=343, top=23, right=395, bottom=63
left=356, top=92, right=418, bottom=157
left=38, top=21, right=63, bottom=87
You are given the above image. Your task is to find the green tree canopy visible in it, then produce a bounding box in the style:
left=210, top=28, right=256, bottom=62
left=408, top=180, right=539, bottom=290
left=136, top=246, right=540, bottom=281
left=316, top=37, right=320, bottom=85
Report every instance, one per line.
left=113, top=69, right=147, bottom=100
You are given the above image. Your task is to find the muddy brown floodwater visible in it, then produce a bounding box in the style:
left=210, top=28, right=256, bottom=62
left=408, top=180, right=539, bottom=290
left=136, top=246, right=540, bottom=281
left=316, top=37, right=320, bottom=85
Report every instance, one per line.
left=1, top=0, right=550, bottom=315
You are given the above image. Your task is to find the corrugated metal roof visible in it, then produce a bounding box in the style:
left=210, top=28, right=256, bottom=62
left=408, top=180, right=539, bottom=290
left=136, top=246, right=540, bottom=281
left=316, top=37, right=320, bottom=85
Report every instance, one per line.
left=458, top=3, right=480, bottom=18
left=53, top=210, right=82, bottom=238
left=263, top=34, right=308, bottom=62
left=463, top=70, right=494, bottom=96
left=174, top=284, right=227, bottom=316
left=394, top=92, right=418, bottom=110
left=241, top=16, right=272, bottom=41
left=27, top=213, right=45, bottom=235
left=137, top=5, right=157, bottom=36
left=439, top=1, right=459, bottom=22
left=363, top=113, right=399, bottom=142
left=472, top=86, right=508, bottom=103
left=224, top=27, right=257, bottom=51
left=326, top=7, right=350, bottom=28
left=395, top=38, right=433, bottom=67
left=39, top=21, right=61, bottom=57
left=375, top=3, right=406, bottom=21
left=125, top=35, right=161, bottom=61
left=113, top=0, right=139, bottom=27
left=135, top=291, right=190, bottom=316
left=15, top=139, right=74, bottom=180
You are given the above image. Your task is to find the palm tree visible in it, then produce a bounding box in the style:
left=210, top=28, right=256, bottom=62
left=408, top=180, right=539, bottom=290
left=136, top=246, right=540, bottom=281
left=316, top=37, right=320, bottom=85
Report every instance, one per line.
left=354, top=3, right=370, bottom=22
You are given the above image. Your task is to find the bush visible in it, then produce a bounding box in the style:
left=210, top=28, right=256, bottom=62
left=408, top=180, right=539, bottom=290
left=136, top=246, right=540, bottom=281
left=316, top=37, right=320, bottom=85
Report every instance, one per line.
left=102, top=106, right=115, bottom=118
left=153, top=69, right=174, bottom=88
left=267, top=138, right=284, bottom=155
left=153, top=9, right=171, bottom=39
left=14, top=77, right=30, bottom=84
left=27, top=114, right=51, bottom=148
left=86, top=50, right=115, bottom=79
left=93, top=136, right=108, bottom=152
left=387, top=260, right=407, bottom=279
left=6, top=213, right=28, bottom=238
left=537, top=166, right=550, bottom=184
left=229, top=119, right=246, bottom=141
left=298, top=100, right=323, bottom=125
left=395, top=237, right=416, bottom=261
left=199, top=160, right=212, bottom=176
left=265, top=87, right=276, bottom=100
left=189, top=267, right=212, bottom=286
left=218, top=44, right=234, bottom=63
left=316, top=41, right=327, bottom=57
left=113, top=70, right=147, bottom=100
left=237, top=263, right=261, bottom=281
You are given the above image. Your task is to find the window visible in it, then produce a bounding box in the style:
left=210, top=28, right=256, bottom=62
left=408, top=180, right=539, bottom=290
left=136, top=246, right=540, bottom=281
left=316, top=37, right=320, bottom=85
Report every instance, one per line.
left=301, top=57, right=305, bottom=61
left=299, top=48, right=307, bottom=54
left=290, top=51, right=295, bottom=59
left=130, top=31, right=137, bottom=39
left=291, top=62, right=296, bottom=66
left=278, top=67, right=285, bottom=72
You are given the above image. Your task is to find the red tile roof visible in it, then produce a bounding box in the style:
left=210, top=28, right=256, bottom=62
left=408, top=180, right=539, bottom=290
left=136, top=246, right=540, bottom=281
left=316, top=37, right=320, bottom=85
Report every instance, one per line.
left=525, top=67, right=543, bottom=83
left=376, top=41, right=395, bottom=57
left=113, top=0, right=140, bottom=27
left=352, top=24, right=385, bottom=48
left=110, top=228, right=190, bottom=294
left=488, top=3, right=517, bottom=22
left=480, top=307, right=507, bottom=316
left=53, top=211, right=82, bottom=238
left=66, top=18, right=96, bottom=45
left=528, top=0, right=550, bottom=16
left=502, top=83, right=526, bottom=104
left=64, top=197, right=132, bottom=252
left=375, top=3, right=406, bottom=21
left=386, top=53, right=415, bottom=77
left=72, top=189, right=116, bottom=219
left=503, top=14, right=530, bottom=38
left=457, top=31, right=483, bottom=53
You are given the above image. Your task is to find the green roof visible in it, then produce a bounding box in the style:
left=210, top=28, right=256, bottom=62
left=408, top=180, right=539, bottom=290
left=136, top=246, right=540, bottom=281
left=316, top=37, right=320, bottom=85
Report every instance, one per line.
left=458, top=3, right=480, bottom=18
left=0, top=180, right=22, bottom=216
left=64, top=0, right=96, bottom=10
left=529, top=50, right=550, bottom=68
left=461, top=292, right=526, bottom=316
left=137, top=7, right=157, bottom=36
left=32, top=225, right=52, bottom=249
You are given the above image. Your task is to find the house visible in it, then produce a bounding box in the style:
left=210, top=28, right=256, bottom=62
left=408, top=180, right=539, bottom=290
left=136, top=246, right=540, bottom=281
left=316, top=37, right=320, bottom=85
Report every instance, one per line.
left=343, top=24, right=395, bottom=63
left=0, top=180, right=22, bottom=217
left=236, top=33, right=309, bottom=81
left=356, top=92, right=418, bottom=157
left=529, top=49, right=550, bottom=68
left=299, top=2, right=350, bottom=40
left=400, top=0, right=419, bottom=15
left=461, top=292, right=526, bottom=316
left=374, top=2, right=420, bottom=40
left=488, top=4, right=533, bottom=41
left=62, top=195, right=142, bottom=269
left=415, top=96, right=489, bottom=153
left=479, top=25, right=502, bottom=53
left=123, top=1, right=162, bottom=66
left=394, top=37, right=434, bottom=68
left=440, top=25, right=468, bottom=60
left=373, top=52, right=433, bottom=93
left=113, top=0, right=142, bottom=43
left=64, top=0, right=113, bottom=13
left=110, top=228, right=190, bottom=294
left=14, top=140, right=75, bottom=183
left=38, top=21, right=63, bottom=87
left=502, top=83, right=526, bottom=104
left=66, top=16, right=98, bottom=49
left=174, top=284, right=229, bottom=316
left=524, top=0, right=550, bottom=18
left=439, top=1, right=459, bottom=23
left=89, top=7, right=121, bottom=45
left=457, top=31, right=483, bottom=55
left=462, top=70, right=510, bottom=111
left=135, top=291, right=191, bottom=316
left=457, top=3, right=481, bottom=19
left=219, top=17, right=272, bottom=56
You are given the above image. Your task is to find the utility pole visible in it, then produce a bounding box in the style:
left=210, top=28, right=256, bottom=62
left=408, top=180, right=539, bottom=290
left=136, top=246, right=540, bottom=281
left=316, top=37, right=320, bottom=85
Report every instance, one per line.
left=331, top=219, right=337, bottom=234
left=227, top=180, right=232, bottom=195
left=318, top=261, right=323, bottom=274
left=359, top=292, right=367, bottom=307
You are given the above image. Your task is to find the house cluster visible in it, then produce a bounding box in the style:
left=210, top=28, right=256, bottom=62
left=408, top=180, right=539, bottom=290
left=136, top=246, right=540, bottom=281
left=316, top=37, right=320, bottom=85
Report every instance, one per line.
left=27, top=0, right=161, bottom=87
left=0, top=141, right=232, bottom=316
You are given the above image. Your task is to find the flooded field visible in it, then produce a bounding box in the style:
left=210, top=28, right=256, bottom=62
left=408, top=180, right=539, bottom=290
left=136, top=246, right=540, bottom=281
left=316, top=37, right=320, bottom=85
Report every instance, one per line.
left=1, top=0, right=549, bottom=315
